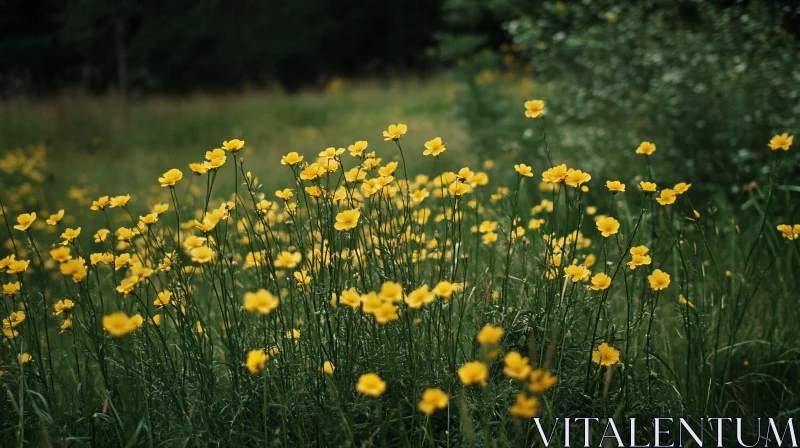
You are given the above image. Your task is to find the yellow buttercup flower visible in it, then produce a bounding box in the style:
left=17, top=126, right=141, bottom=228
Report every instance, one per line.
left=635, top=141, right=656, bottom=155
left=348, top=141, right=368, bottom=157
left=356, top=373, right=386, bottom=397
left=404, top=285, right=435, bottom=309
left=648, top=269, right=671, bottom=290
left=245, top=349, right=269, bottom=374
left=768, top=133, right=793, bottom=151
left=154, top=291, right=172, bottom=307
left=338, top=287, right=362, bottom=309
left=458, top=361, right=488, bottom=386
left=514, top=164, right=534, bottom=177
left=596, top=216, right=620, bottom=237
left=243, top=289, right=280, bottom=315
left=3, top=282, right=21, bottom=296
left=14, top=212, right=36, bottom=231
left=639, top=181, right=657, bottom=192
left=54, top=299, right=75, bottom=315
left=334, top=209, right=360, bottom=231
left=589, top=272, right=612, bottom=291
left=109, top=195, right=131, bottom=208
left=679, top=294, right=695, bottom=308
left=18, top=353, right=33, bottom=364
left=432, top=281, right=456, bottom=299
left=418, top=388, right=449, bottom=415
left=322, top=361, right=335, bottom=376
left=503, top=352, right=531, bottom=380
left=528, top=369, right=558, bottom=394
left=61, top=227, right=81, bottom=243
left=46, top=209, right=65, bottom=225
left=423, top=137, right=446, bottom=156
left=476, top=325, right=503, bottom=345
left=274, top=251, right=302, bottom=269
left=509, top=393, right=539, bottom=418
left=60, top=259, right=87, bottom=282
left=190, top=246, right=214, bottom=263
left=205, top=148, right=227, bottom=168
left=222, top=139, right=245, bottom=152
left=103, top=312, right=137, bottom=338
left=542, top=164, right=568, bottom=183
left=382, top=123, right=407, bottom=141
left=655, top=189, right=677, bottom=206
left=91, top=196, right=110, bottom=210
left=592, top=342, right=620, bottom=366
left=673, top=182, right=692, bottom=194
left=606, top=180, right=625, bottom=193
left=564, top=264, right=590, bottom=283
left=564, top=168, right=591, bottom=187
left=275, top=189, right=294, bottom=200
left=159, top=168, right=183, bottom=187
left=50, top=246, right=72, bottom=263
left=524, top=99, right=544, bottom=118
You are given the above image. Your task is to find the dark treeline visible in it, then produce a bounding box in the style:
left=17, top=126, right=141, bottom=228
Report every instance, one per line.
left=0, top=0, right=453, bottom=95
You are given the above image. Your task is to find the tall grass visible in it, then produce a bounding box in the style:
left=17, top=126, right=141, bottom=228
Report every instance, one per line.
left=0, top=99, right=798, bottom=446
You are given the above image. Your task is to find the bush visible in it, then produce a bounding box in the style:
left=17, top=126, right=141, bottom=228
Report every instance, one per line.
left=438, top=0, right=800, bottom=194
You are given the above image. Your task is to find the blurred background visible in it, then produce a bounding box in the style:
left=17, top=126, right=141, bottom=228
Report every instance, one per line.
left=1, top=0, right=799, bottom=211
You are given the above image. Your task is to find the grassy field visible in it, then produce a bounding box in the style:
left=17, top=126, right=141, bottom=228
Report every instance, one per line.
left=0, top=78, right=466, bottom=206
left=0, top=78, right=798, bottom=446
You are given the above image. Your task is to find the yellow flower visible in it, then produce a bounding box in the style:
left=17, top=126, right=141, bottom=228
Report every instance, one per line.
left=348, top=141, right=368, bottom=157
left=411, top=189, right=429, bottom=203
left=50, top=246, right=72, bottom=263
left=7, top=259, right=30, bottom=274
left=274, top=251, right=302, bottom=269
left=655, top=189, right=677, bottom=206
left=61, top=227, right=81, bottom=243
left=418, top=388, right=449, bottom=415
left=46, top=209, right=65, bottom=225
left=356, top=373, right=387, bottom=397
left=458, top=361, right=488, bottom=386
left=154, top=291, right=172, bottom=307
left=528, top=369, right=558, bottom=394
left=91, top=196, right=110, bottom=210
left=768, top=133, right=793, bottom=151
left=373, top=302, right=400, bottom=324
left=322, top=361, right=335, bottom=376
left=222, top=139, right=245, bottom=152
left=606, top=180, right=625, bottom=193
left=205, top=148, right=227, bottom=168
left=542, top=164, right=568, bottom=183
left=245, top=349, right=269, bottom=374
left=776, top=224, right=798, bottom=240
left=3, top=282, right=21, bottom=296
left=382, top=123, right=408, bottom=141
left=319, top=147, right=345, bottom=160
left=338, top=287, right=362, bottom=309
left=54, top=299, right=74, bottom=315
left=509, top=393, right=539, bottom=418
left=404, top=285, right=435, bottom=309
left=592, top=342, right=620, bottom=366
left=514, top=164, right=534, bottom=177
left=294, top=270, right=312, bottom=286
left=190, top=246, right=214, bottom=263
left=448, top=181, right=471, bottom=196
left=189, top=162, right=209, bottom=174
left=423, top=137, right=446, bottom=156
left=482, top=231, right=499, bottom=245
left=102, top=312, right=137, bottom=338
left=139, top=213, right=158, bottom=226
left=648, top=269, right=671, bottom=290
left=476, top=325, right=503, bottom=345
left=635, top=141, right=656, bottom=155
left=596, top=216, right=620, bottom=237
left=109, top=195, right=131, bottom=208
left=3, top=311, right=25, bottom=328
left=60, top=318, right=72, bottom=332
left=589, top=272, right=612, bottom=291
left=18, top=353, right=33, bottom=364
left=243, top=289, right=280, bottom=315
left=503, top=352, right=532, bottom=380
left=564, top=169, right=591, bottom=187
left=158, top=168, right=183, bottom=187
left=679, top=294, right=695, bottom=308
left=524, top=99, right=544, bottom=118
left=564, top=264, right=590, bottom=283
left=639, top=181, right=657, bottom=193
left=673, top=182, right=692, bottom=194
left=60, top=258, right=87, bottom=282
left=275, top=189, right=294, bottom=200
left=334, top=209, right=360, bottom=231
left=432, top=281, right=456, bottom=299
left=300, top=163, right=325, bottom=180
left=14, top=212, right=36, bottom=231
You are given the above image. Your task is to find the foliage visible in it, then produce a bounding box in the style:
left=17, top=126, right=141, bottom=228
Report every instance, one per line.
left=1, top=99, right=798, bottom=445
left=437, top=0, right=800, bottom=193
